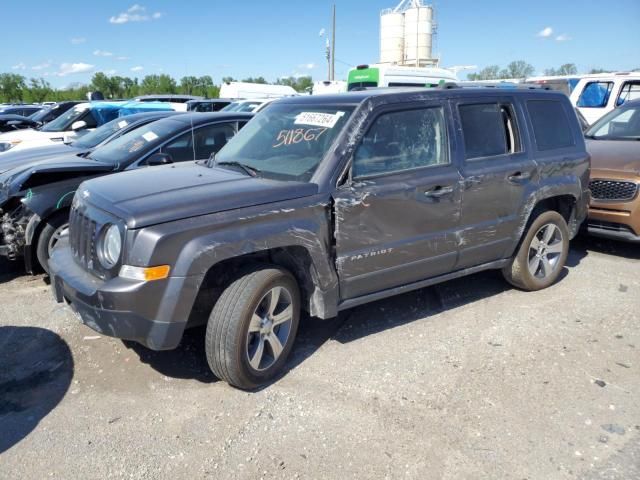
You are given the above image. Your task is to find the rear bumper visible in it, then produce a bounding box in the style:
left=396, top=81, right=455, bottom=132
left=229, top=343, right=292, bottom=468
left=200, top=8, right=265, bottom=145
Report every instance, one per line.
left=50, top=238, right=201, bottom=350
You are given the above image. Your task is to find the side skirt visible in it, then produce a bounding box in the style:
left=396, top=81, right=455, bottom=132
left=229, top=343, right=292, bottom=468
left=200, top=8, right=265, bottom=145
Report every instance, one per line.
left=337, top=259, right=510, bottom=312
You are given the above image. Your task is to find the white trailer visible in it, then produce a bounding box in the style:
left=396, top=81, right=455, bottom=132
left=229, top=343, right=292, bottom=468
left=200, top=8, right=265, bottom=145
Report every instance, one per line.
left=219, top=82, right=297, bottom=99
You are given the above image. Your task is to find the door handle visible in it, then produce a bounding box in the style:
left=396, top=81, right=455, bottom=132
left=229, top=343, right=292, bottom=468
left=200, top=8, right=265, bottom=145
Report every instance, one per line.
left=507, top=171, right=531, bottom=183
left=424, top=185, right=454, bottom=198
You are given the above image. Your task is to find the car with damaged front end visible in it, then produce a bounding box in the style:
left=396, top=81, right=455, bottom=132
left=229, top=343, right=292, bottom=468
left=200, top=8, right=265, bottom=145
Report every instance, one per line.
left=0, top=112, right=251, bottom=273
left=50, top=88, right=590, bottom=390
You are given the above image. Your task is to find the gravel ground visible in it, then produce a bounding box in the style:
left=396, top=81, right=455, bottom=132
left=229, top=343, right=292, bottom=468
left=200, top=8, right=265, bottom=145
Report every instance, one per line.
left=1, top=235, right=638, bottom=480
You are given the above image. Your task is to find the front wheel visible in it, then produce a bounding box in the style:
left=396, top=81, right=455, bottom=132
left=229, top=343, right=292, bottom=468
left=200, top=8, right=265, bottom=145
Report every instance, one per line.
left=36, top=212, right=69, bottom=274
left=205, top=266, right=300, bottom=390
left=502, top=210, right=570, bottom=291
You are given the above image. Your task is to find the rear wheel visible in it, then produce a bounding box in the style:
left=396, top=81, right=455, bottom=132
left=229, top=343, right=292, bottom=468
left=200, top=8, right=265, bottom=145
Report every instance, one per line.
left=502, top=210, right=569, bottom=291
left=36, top=212, right=69, bottom=274
left=205, top=266, right=300, bottom=390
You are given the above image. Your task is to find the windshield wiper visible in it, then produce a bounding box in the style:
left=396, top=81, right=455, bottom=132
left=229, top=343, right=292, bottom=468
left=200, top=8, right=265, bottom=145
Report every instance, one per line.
left=214, top=160, right=261, bottom=177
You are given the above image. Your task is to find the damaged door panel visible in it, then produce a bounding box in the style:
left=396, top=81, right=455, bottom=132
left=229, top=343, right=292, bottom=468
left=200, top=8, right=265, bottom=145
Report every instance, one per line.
left=333, top=103, right=462, bottom=299
left=454, top=97, right=539, bottom=269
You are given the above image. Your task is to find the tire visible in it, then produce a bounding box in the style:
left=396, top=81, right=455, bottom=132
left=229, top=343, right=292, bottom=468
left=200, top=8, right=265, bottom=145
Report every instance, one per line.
left=36, top=212, right=69, bottom=275
left=502, top=210, right=570, bottom=291
left=205, top=266, right=301, bottom=390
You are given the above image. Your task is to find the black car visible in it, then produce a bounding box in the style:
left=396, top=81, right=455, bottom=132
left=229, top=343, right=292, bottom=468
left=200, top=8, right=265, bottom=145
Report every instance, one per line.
left=0, top=105, right=42, bottom=117
left=0, top=112, right=251, bottom=273
left=186, top=99, right=233, bottom=112
left=0, top=110, right=181, bottom=174
left=28, top=101, right=84, bottom=126
left=50, top=87, right=590, bottom=389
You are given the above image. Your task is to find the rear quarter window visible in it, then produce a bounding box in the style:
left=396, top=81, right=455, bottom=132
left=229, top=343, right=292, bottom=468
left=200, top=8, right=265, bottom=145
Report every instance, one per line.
left=527, top=100, right=575, bottom=151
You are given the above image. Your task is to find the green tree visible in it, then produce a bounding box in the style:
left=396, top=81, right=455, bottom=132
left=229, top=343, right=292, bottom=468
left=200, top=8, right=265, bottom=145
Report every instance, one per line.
left=0, top=73, right=27, bottom=102
left=221, top=76, right=236, bottom=84
left=241, top=76, right=268, bottom=84
left=467, top=65, right=501, bottom=81
left=500, top=60, right=535, bottom=79
left=588, top=68, right=610, bottom=74
left=26, top=78, right=52, bottom=103
left=179, top=76, right=199, bottom=95
left=276, top=76, right=313, bottom=93
left=544, top=63, right=578, bottom=76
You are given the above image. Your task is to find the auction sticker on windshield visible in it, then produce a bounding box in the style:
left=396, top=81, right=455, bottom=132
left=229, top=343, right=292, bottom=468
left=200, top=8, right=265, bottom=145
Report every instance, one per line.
left=118, top=120, right=128, bottom=128
left=295, top=111, right=345, bottom=128
left=142, top=131, right=159, bottom=142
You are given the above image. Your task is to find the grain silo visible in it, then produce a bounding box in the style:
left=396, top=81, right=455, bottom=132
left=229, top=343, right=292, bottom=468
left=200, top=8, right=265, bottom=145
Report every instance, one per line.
left=380, top=0, right=438, bottom=67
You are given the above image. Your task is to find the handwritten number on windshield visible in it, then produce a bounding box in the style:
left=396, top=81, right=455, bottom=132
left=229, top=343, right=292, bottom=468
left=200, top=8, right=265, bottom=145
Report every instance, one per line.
left=273, top=127, right=328, bottom=148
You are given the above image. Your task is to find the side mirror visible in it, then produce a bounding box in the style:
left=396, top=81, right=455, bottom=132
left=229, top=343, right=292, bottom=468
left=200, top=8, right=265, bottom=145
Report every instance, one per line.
left=71, top=120, right=87, bottom=131
left=147, top=152, right=174, bottom=166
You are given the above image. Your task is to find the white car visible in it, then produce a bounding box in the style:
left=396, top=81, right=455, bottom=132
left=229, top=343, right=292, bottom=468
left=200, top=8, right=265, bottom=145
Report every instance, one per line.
left=0, top=101, right=176, bottom=154
left=221, top=98, right=278, bottom=113
left=570, top=72, right=640, bottom=124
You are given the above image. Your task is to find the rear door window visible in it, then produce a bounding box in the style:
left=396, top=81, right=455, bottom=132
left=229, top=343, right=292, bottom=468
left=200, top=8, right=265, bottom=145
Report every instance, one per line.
left=577, top=82, right=613, bottom=108
left=160, top=123, right=237, bottom=162
left=527, top=100, right=575, bottom=150
left=459, top=103, right=520, bottom=160
left=617, top=81, right=640, bottom=106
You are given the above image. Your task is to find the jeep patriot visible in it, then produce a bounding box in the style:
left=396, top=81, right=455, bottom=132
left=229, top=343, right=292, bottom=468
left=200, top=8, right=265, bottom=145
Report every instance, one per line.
left=50, top=87, right=590, bottom=389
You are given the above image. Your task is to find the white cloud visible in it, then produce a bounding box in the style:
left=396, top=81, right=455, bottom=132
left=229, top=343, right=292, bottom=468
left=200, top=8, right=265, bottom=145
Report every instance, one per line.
left=299, top=63, right=316, bottom=70
left=56, top=62, right=95, bottom=77
left=103, top=69, right=118, bottom=75
left=109, top=4, right=163, bottom=24
left=116, top=56, right=130, bottom=61
left=537, top=27, right=553, bottom=38
left=11, top=62, right=26, bottom=70
left=71, top=37, right=86, bottom=45
left=555, top=34, right=571, bottom=42
left=93, top=49, right=114, bottom=57
left=131, top=66, right=144, bottom=72
left=32, top=61, right=52, bottom=71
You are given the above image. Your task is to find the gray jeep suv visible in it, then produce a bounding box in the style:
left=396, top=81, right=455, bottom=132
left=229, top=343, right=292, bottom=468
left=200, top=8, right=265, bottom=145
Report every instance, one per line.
left=50, top=87, right=590, bottom=389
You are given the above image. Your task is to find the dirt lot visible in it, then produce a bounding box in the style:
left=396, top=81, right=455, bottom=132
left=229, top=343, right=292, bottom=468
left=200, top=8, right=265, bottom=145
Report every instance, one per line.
left=1, top=235, right=639, bottom=480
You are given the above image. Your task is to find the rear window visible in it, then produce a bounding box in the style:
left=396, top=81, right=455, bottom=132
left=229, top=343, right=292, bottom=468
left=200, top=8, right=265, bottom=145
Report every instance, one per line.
left=459, top=103, right=520, bottom=159
left=527, top=100, right=574, bottom=151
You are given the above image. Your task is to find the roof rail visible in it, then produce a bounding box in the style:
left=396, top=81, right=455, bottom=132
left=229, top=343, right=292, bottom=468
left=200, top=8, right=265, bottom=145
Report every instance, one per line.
left=439, top=81, right=552, bottom=90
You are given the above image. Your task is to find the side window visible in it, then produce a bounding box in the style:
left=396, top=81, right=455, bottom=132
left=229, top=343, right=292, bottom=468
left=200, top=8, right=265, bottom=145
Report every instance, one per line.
left=353, top=107, right=448, bottom=178
left=81, top=111, right=99, bottom=129
left=577, top=82, right=613, bottom=108
left=617, top=81, right=640, bottom=106
left=195, top=103, right=213, bottom=112
left=160, top=123, right=236, bottom=162
left=527, top=100, right=574, bottom=151
left=459, top=103, right=520, bottom=160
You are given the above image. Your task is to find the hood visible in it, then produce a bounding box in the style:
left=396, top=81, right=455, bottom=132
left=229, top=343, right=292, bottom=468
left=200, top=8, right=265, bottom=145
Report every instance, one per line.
left=587, top=139, right=640, bottom=177
left=82, top=161, right=319, bottom=229
left=0, top=144, right=82, bottom=174
left=0, top=154, right=114, bottom=199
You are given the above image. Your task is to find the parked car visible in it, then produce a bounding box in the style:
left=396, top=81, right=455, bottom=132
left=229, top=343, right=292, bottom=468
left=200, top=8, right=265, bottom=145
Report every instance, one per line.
left=28, top=101, right=84, bottom=126
left=0, top=110, right=181, bottom=174
left=50, top=87, right=589, bottom=389
left=0, top=105, right=42, bottom=117
left=0, top=114, right=39, bottom=133
left=0, top=112, right=250, bottom=273
left=222, top=98, right=276, bottom=113
left=524, top=76, right=582, bottom=96
left=570, top=72, right=640, bottom=124
left=575, top=108, right=590, bottom=131
left=186, top=99, right=233, bottom=112
left=0, top=101, right=176, bottom=154
left=584, top=98, right=640, bottom=242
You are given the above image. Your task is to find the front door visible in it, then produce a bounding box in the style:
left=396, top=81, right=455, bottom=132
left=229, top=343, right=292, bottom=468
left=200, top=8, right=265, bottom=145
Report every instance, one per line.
left=333, top=103, right=462, bottom=300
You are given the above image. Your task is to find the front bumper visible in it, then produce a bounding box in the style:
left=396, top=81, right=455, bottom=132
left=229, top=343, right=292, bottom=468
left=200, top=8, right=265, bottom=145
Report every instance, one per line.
left=50, top=238, right=201, bottom=350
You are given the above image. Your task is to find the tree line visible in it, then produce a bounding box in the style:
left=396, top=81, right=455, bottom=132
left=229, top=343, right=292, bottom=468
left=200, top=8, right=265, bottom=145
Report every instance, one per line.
left=467, top=61, right=636, bottom=81
left=0, top=72, right=314, bottom=103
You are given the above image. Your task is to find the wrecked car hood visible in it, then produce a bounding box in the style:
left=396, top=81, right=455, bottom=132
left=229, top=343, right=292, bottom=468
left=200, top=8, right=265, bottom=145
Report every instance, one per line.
left=0, top=144, right=83, bottom=174
left=82, top=161, right=319, bottom=229
left=587, top=139, right=640, bottom=176
left=0, top=154, right=115, bottom=200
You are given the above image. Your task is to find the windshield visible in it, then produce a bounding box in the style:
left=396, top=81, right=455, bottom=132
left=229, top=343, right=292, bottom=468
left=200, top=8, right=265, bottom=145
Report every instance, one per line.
left=41, top=105, right=88, bottom=132
left=89, top=119, right=178, bottom=165
left=73, top=116, right=133, bottom=149
left=215, top=104, right=354, bottom=181
left=29, top=107, right=52, bottom=122
left=586, top=104, right=640, bottom=140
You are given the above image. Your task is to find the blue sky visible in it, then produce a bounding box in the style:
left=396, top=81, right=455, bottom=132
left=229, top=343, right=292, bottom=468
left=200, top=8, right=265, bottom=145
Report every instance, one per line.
left=2, top=0, right=639, bottom=87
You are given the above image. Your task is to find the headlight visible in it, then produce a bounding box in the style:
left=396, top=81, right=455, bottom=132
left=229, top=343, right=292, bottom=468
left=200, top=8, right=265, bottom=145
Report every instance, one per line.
left=100, top=224, right=122, bottom=268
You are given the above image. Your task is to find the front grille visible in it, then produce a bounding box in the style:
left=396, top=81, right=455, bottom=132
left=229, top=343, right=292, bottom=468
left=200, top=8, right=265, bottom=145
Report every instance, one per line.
left=69, top=206, right=97, bottom=270
left=590, top=179, right=638, bottom=201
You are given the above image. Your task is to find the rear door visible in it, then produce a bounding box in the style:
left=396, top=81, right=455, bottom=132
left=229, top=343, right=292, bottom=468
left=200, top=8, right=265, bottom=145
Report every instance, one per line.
left=454, top=96, right=538, bottom=269
left=333, top=102, right=462, bottom=300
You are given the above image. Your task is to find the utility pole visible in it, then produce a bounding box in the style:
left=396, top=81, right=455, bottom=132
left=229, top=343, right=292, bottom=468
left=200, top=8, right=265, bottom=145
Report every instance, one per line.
left=331, top=4, right=336, bottom=81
